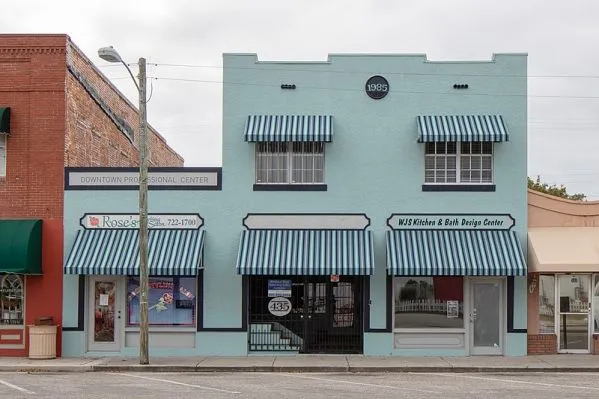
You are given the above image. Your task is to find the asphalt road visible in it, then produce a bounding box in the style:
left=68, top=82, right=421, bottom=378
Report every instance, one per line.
left=2, top=371, right=599, bottom=398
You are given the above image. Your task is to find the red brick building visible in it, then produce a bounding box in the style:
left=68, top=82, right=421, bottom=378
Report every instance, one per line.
left=0, top=34, right=183, bottom=357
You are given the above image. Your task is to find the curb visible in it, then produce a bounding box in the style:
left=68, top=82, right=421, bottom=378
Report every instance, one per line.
left=3, top=365, right=599, bottom=373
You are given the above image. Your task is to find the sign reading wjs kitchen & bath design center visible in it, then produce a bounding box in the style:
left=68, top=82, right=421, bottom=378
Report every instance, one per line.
left=80, top=213, right=203, bottom=230
left=387, top=213, right=515, bottom=230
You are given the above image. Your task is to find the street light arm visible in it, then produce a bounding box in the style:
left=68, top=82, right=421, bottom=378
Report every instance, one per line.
left=121, top=60, right=140, bottom=92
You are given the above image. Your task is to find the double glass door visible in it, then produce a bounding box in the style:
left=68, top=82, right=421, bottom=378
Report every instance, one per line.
left=557, top=274, right=591, bottom=352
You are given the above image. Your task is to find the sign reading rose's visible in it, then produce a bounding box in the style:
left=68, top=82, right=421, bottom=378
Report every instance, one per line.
left=80, top=213, right=203, bottom=230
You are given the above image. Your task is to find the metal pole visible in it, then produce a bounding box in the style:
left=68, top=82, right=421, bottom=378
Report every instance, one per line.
left=137, top=57, right=149, bottom=365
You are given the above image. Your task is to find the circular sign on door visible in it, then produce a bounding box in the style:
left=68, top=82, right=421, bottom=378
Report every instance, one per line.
left=268, top=297, right=292, bottom=317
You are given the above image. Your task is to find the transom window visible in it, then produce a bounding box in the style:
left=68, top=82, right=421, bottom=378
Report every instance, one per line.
left=1, top=274, right=24, bottom=325
left=255, top=142, right=324, bottom=184
left=0, top=134, right=6, bottom=177
left=424, top=141, right=493, bottom=184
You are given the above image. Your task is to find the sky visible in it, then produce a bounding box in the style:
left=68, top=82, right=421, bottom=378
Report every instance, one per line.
left=3, top=0, right=599, bottom=198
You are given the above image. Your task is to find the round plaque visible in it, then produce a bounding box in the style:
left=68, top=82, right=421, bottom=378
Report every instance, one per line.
left=365, top=75, right=389, bottom=100
left=268, top=297, right=292, bottom=317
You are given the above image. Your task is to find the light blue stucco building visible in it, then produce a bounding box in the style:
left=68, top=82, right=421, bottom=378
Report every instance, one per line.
left=62, top=52, right=528, bottom=357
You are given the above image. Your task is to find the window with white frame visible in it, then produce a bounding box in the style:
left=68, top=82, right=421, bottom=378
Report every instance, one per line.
left=424, top=141, right=493, bottom=184
left=1, top=274, right=24, bottom=325
left=255, top=142, right=325, bottom=184
left=0, top=134, right=6, bottom=177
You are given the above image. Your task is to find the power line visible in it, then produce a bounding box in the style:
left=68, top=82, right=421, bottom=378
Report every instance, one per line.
left=150, top=62, right=599, bottom=80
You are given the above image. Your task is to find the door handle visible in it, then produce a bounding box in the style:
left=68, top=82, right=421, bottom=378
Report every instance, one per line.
left=470, top=309, right=477, bottom=323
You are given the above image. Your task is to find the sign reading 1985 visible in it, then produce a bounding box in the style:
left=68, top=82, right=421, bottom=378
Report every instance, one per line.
left=365, top=75, right=389, bottom=99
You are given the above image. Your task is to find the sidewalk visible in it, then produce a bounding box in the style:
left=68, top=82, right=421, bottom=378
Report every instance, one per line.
left=0, top=355, right=598, bottom=373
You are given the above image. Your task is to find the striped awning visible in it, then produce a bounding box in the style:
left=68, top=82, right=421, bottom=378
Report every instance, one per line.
left=236, top=229, right=373, bottom=275
left=417, top=115, right=509, bottom=142
left=64, top=229, right=205, bottom=276
left=386, top=230, right=526, bottom=276
left=243, top=115, right=334, bottom=142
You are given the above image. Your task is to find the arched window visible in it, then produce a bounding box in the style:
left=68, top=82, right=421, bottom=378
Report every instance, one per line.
left=0, top=274, right=24, bottom=325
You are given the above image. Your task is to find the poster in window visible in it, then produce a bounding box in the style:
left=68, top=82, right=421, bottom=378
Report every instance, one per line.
left=594, top=275, right=599, bottom=333
left=447, top=300, right=459, bottom=318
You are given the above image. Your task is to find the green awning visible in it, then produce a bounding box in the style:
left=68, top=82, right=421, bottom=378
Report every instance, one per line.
left=0, top=220, right=43, bottom=274
left=0, top=107, right=10, bottom=135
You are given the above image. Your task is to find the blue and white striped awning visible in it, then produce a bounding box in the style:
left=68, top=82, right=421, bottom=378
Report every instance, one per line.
left=243, top=115, right=334, bottom=142
left=64, top=229, right=205, bottom=275
left=236, top=229, right=373, bottom=275
left=417, top=115, right=509, bottom=142
left=386, top=230, right=526, bottom=276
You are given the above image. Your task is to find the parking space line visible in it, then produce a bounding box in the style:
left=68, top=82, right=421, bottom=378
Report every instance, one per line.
left=272, top=373, right=441, bottom=394
left=109, top=373, right=241, bottom=394
left=416, top=372, right=599, bottom=391
left=0, top=379, right=35, bottom=395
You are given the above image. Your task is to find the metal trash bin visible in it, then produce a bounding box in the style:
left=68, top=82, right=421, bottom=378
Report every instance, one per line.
left=28, top=317, right=57, bottom=359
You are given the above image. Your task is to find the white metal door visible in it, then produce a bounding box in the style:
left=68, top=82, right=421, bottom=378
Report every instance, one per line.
left=469, top=278, right=503, bottom=355
left=88, top=277, right=121, bottom=352
left=557, top=274, right=591, bottom=353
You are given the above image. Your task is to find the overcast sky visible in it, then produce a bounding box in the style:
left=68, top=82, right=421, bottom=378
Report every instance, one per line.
left=3, top=0, right=599, bottom=198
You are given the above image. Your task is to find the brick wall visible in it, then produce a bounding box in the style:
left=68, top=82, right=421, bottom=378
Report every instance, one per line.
left=0, top=35, right=67, bottom=218
left=528, top=334, right=557, bottom=354
left=65, top=39, right=184, bottom=167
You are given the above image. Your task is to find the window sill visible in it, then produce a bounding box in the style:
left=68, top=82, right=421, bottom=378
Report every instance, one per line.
left=422, top=184, right=495, bottom=192
left=394, top=328, right=466, bottom=333
left=125, top=326, right=196, bottom=332
left=253, top=184, right=327, bottom=191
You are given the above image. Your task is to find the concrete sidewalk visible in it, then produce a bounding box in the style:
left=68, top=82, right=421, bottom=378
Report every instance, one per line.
left=0, top=355, right=599, bottom=373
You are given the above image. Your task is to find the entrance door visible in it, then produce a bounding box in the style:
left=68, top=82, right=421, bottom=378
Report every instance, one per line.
left=557, top=274, right=591, bottom=353
left=88, top=277, right=121, bottom=351
left=302, top=277, right=363, bottom=353
left=469, top=279, right=503, bottom=355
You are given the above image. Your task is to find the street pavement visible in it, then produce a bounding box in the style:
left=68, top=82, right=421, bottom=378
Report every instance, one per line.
left=0, top=354, right=598, bottom=373
left=2, top=371, right=599, bottom=398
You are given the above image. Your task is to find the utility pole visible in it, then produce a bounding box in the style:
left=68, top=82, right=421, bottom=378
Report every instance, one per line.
left=138, top=57, right=150, bottom=365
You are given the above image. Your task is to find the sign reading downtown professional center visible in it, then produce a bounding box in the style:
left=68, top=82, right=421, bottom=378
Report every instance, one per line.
left=65, top=167, right=222, bottom=190
left=387, top=213, right=515, bottom=230
left=80, top=213, right=203, bottom=230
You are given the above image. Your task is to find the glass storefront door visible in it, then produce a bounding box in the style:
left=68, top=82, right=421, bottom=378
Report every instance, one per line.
left=557, top=274, right=591, bottom=353
left=88, top=277, right=121, bottom=351
left=469, top=279, right=503, bottom=355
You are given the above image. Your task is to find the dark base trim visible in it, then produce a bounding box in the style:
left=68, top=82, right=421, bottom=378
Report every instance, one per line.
left=364, top=328, right=390, bottom=333
left=422, top=184, right=496, bottom=192
left=507, top=276, right=526, bottom=333
left=253, top=184, right=327, bottom=191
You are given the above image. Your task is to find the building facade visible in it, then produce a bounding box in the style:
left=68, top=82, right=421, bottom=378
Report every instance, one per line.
left=62, top=52, right=528, bottom=357
left=527, top=189, right=599, bottom=354
left=0, top=34, right=182, bottom=357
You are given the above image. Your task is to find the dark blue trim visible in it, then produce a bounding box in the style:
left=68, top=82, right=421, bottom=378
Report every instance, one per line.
left=197, top=271, right=248, bottom=332
left=242, top=213, right=371, bottom=230
left=422, top=184, right=496, bottom=192
left=64, top=167, right=222, bottom=191
left=507, top=276, right=527, bottom=333
left=253, top=184, right=327, bottom=191
left=63, top=275, right=86, bottom=332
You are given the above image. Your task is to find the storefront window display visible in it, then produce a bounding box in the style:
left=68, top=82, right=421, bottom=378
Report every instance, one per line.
left=127, top=277, right=196, bottom=327
left=394, top=277, right=464, bottom=329
left=538, top=275, right=556, bottom=334
left=0, top=274, right=24, bottom=325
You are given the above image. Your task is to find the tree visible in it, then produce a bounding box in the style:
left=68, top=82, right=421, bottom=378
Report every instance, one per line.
left=527, top=176, right=586, bottom=201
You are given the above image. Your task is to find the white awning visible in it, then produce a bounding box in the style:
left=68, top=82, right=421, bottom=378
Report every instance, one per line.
left=528, top=227, right=599, bottom=272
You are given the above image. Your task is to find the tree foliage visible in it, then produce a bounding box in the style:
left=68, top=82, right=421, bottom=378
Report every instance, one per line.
left=527, top=176, right=586, bottom=201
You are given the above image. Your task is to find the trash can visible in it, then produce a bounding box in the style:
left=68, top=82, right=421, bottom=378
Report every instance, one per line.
left=28, top=317, right=57, bottom=359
